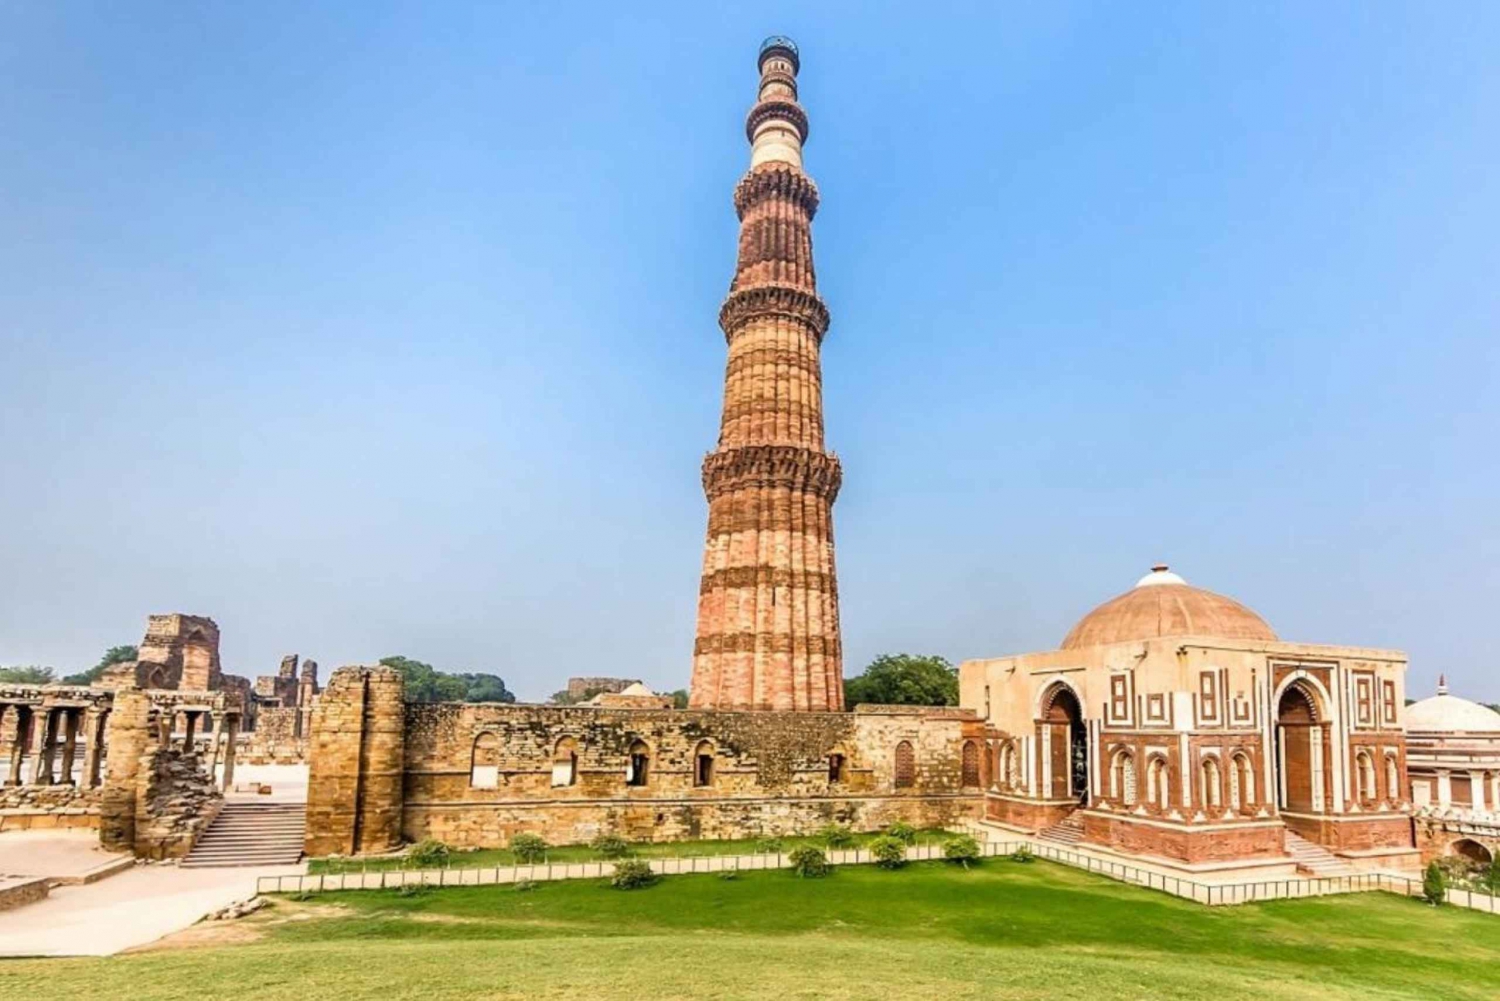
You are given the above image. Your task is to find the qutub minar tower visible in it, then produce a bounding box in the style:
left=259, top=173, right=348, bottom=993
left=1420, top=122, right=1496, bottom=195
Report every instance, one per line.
left=689, top=37, right=844, bottom=712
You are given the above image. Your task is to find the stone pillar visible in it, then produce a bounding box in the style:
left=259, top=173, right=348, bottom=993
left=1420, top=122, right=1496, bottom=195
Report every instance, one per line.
left=305, top=666, right=405, bottom=856
left=80, top=710, right=105, bottom=789
left=206, top=717, right=221, bottom=776
left=59, top=710, right=80, bottom=785
left=100, top=689, right=152, bottom=853
left=1437, top=769, right=1452, bottom=808
left=156, top=711, right=171, bottom=749
left=5, top=708, right=27, bottom=787
left=221, top=713, right=239, bottom=790
left=1309, top=725, right=1325, bottom=812
left=1471, top=770, right=1487, bottom=813
left=183, top=711, right=197, bottom=753
left=30, top=709, right=57, bottom=785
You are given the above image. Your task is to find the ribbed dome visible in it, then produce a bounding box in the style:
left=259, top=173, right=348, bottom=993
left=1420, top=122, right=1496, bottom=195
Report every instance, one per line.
left=1061, top=565, right=1278, bottom=650
left=1405, top=681, right=1500, bottom=733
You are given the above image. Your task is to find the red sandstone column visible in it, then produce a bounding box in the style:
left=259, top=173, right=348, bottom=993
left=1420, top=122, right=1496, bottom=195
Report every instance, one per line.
left=689, top=36, right=844, bottom=712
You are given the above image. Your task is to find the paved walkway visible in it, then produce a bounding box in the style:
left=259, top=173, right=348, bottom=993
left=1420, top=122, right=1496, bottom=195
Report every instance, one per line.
left=0, top=858, right=306, bottom=957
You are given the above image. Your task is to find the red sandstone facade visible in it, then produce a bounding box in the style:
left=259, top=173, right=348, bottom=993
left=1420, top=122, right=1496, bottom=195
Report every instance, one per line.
left=689, top=38, right=843, bottom=712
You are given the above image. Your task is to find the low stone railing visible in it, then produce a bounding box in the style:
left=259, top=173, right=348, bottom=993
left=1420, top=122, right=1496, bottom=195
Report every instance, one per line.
left=257, top=838, right=1500, bottom=915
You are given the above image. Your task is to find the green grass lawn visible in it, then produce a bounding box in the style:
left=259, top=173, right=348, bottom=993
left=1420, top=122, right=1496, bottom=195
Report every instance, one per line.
left=307, top=827, right=956, bottom=873
left=5, top=859, right=1498, bottom=1001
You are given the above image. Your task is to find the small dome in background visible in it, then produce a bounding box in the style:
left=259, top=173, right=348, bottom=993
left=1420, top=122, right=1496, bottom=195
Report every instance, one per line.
left=1405, top=680, right=1500, bottom=733
left=1061, top=565, right=1278, bottom=650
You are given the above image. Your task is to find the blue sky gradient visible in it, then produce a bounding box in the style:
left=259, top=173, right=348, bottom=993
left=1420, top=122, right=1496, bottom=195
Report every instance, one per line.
left=2, top=3, right=1496, bottom=701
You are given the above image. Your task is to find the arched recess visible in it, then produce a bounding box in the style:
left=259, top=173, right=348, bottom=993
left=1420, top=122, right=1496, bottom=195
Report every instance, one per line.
left=1146, top=754, right=1171, bottom=811
left=1384, top=752, right=1401, bottom=803
left=693, top=739, right=716, bottom=787
left=1450, top=838, right=1493, bottom=865
left=1201, top=755, right=1223, bottom=811
left=626, top=739, right=651, bottom=787
left=1273, top=679, right=1327, bottom=814
left=551, top=737, right=579, bottom=788
left=894, top=740, right=915, bottom=789
left=471, top=732, right=502, bottom=789
left=1038, top=681, right=1087, bottom=803
left=1230, top=752, right=1255, bottom=812
left=1110, top=748, right=1137, bottom=806
left=960, top=740, right=981, bottom=788
left=1354, top=749, right=1376, bottom=805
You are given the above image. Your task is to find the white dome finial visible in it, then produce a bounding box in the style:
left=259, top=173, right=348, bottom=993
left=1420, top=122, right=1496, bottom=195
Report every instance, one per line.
left=1135, top=563, right=1187, bottom=588
left=1438, top=674, right=1448, bottom=696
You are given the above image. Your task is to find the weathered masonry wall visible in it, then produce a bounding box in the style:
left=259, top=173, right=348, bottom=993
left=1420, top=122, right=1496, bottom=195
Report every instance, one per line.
left=241, top=707, right=306, bottom=765
left=305, top=666, right=984, bottom=854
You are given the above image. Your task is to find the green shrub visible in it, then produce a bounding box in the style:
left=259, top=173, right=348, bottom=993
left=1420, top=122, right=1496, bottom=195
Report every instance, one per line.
left=754, top=836, right=785, bottom=854
left=397, top=882, right=431, bottom=898
left=589, top=834, right=630, bottom=859
left=610, top=859, right=658, bottom=890
left=885, top=822, right=917, bottom=845
left=1486, top=856, right=1500, bottom=895
left=514, top=879, right=538, bottom=893
left=817, top=823, right=855, bottom=848
left=1010, top=846, right=1035, bottom=864
left=868, top=835, right=907, bottom=869
left=788, top=845, right=831, bottom=878
left=1423, top=861, right=1447, bottom=906
left=407, top=838, right=450, bottom=868
left=510, top=833, right=549, bottom=864
left=943, top=834, right=982, bottom=867
left=717, top=869, right=739, bottom=881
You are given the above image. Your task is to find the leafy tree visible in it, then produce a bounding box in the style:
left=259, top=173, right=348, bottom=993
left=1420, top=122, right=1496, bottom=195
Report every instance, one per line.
left=62, top=645, right=137, bottom=686
left=0, top=666, right=56, bottom=685
left=1486, top=855, right=1500, bottom=896
left=943, top=834, right=983, bottom=867
left=1423, top=861, right=1447, bottom=905
left=610, top=859, right=657, bottom=890
left=670, top=689, right=690, bottom=709
left=510, top=833, right=549, bottom=863
left=844, top=654, right=958, bottom=708
left=817, top=823, right=854, bottom=848
left=451, top=673, right=516, bottom=704
left=379, top=656, right=514, bottom=704
left=884, top=822, right=917, bottom=845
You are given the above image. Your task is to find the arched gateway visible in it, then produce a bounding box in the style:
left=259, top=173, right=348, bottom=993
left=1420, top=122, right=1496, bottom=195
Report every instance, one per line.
left=1039, top=682, right=1087, bottom=804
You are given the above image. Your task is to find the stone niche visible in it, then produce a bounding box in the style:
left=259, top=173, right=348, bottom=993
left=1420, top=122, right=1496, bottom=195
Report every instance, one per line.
left=305, top=666, right=985, bottom=855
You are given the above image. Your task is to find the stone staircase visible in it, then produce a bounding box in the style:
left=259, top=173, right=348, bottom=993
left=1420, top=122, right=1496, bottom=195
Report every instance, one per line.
left=1037, top=812, right=1085, bottom=848
left=1284, top=830, right=1354, bottom=878
left=182, top=801, right=305, bottom=868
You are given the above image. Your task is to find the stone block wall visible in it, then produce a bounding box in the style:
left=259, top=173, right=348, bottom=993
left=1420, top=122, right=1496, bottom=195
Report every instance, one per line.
left=0, top=783, right=102, bottom=832
left=241, top=707, right=306, bottom=764
left=305, top=666, right=405, bottom=856
left=303, top=665, right=982, bottom=855
left=130, top=748, right=222, bottom=859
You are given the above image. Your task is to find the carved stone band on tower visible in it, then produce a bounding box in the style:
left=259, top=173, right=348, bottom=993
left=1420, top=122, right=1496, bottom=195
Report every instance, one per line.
left=689, top=37, right=844, bottom=712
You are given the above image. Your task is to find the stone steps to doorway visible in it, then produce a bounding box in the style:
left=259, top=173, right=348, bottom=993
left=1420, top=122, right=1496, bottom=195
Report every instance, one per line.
left=182, top=802, right=305, bottom=868
left=1037, top=812, right=1085, bottom=847
left=1284, top=830, right=1355, bottom=877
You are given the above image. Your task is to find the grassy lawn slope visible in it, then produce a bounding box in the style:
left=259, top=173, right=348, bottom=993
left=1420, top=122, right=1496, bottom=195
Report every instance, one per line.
left=3, top=859, right=1497, bottom=1001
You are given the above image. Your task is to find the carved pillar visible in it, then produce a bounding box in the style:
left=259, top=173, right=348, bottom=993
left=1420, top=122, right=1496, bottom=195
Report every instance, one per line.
left=30, top=709, right=57, bottom=785
left=1309, top=725, right=1325, bottom=812
left=220, top=713, right=238, bottom=790
left=182, top=711, right=197, bottom=753
left=5, top=708, right=27, bottom=787
left=206, top=716, right=221, bottom=776
left=59, top=709, right=80, bottom=785
left=100, top=689, right=152, bottom=853
left=80, top=710, right=105, bottom=789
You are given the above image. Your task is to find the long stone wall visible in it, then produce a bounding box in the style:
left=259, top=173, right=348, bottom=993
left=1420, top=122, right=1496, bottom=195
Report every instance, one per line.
left=241, top=707, right=306, bottom=764
left=305, top=666, right=984, bottom=855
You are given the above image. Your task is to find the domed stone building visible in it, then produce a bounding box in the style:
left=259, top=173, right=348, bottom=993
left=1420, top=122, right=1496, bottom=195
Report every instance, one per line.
left=960, top=566, right=1420, bottom=875
left=1405, top=678, right=1500, bottom=864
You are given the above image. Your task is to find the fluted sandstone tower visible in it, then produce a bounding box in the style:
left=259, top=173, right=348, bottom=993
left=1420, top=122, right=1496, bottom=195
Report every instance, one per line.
left=689, top=37, right=843, bottom=712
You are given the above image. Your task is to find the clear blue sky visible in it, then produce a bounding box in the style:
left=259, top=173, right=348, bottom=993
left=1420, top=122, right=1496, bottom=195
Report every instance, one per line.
left=2, top=3, right=1496, bottom=702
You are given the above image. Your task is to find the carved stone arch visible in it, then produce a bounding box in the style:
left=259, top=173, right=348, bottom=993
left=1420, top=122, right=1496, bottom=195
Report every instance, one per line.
left=894, top=740, right=916, bottom=789
left=626, top=737, right=651, bottom=787
left=960, top=739, right=981, bottom=788
left=551, top=736, right=579, bottom=788
left=693, top=738, right=717, bottom=787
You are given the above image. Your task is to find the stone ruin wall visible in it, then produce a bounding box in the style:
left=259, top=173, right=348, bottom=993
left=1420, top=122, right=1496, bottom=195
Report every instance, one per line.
left=241, top=706, right=307, bottom=765
left=305, top=665, right=984, bottom=855
left=1414, top=812, right=1500, bottom=865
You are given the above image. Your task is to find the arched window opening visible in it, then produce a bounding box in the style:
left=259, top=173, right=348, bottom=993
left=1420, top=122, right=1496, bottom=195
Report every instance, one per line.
left=626, top=739, right=650, bottom=787
left=1148, top=756, right=1171, bottom=811
left=1230, top=753, right=1255, bottom=812
left=828, top=752, right=846, bottom=784
left=1354, top=750, right=1376, bottom=805
left=894, top=740, right=915, bottom=789
left=1385, top=754, right=1400, bottom=802
left=961, top=740, right=980, bottom=788
left=470, top=732, right=502, bottom=789
left=551, top=737, right=579, bottom=788
left=694, top=740, right=715, bottom=787
left=1201, top=757, right=1222, bottom=811
left=1111, top=749, right=1137, bottom=806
